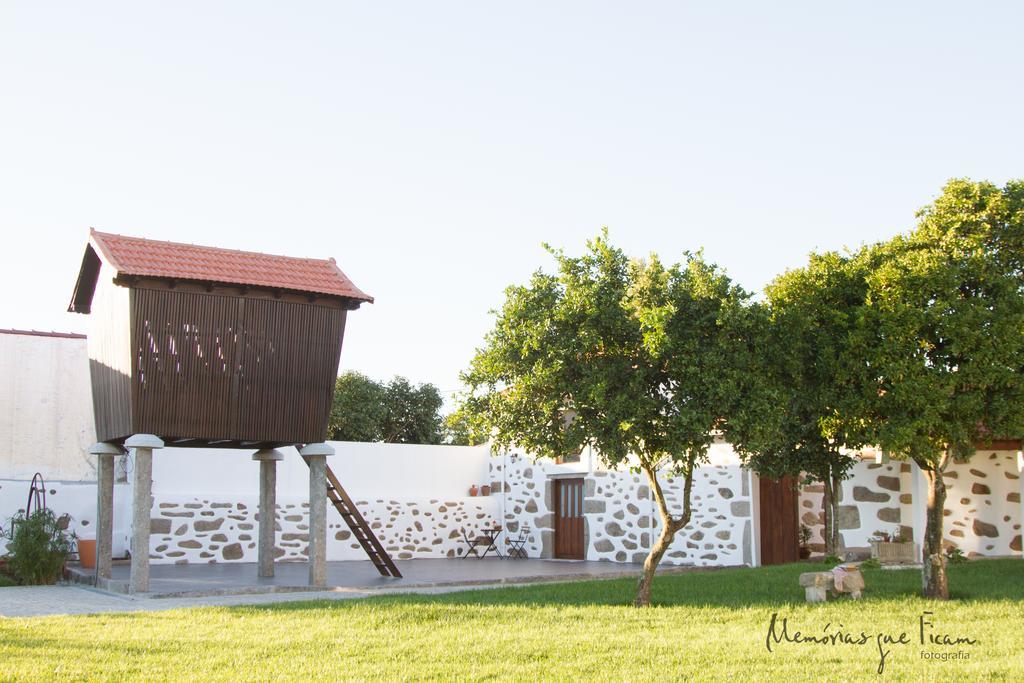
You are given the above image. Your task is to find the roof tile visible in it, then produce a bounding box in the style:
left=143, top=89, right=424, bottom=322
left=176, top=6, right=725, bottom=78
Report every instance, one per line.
left=89, top=230, right=372, bottom=303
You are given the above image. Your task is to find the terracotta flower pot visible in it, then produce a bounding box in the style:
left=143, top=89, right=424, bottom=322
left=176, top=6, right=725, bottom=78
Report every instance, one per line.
left=78, top=538, right=97, bottom=569
left=469, top=485, right=478, bottom=497
left=480, top=485, right=491, bottom=496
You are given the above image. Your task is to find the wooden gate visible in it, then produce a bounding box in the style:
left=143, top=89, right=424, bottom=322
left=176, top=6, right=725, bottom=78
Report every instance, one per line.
left=554, top=478, right=585, bottom=559
left=758, top=475, right=800, bottom=565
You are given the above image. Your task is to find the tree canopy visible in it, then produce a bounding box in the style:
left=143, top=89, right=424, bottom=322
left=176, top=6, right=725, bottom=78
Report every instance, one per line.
left=836, top=179, right=1024, bottom=597
left=329, top=372, right=448, bottom=445
left=459, top=231, right=755, bottom=605
left=730, top=251, right=867, bottom=555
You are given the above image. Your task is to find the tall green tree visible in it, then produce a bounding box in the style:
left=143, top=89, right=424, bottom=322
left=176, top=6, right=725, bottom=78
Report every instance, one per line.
left=329, top=372, right=446, bottom=444
left=328, top=371, right=388, bottom=442
left=732, top=252, right=866, bottom=556
left=839, top=179, right=1024, bottom=598
left=380, top=377, right=444, bottom=444
left=459, top=232, right=754, bottom=606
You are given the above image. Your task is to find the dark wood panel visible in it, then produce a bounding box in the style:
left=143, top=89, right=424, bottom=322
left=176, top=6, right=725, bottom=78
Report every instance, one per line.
left=87, top=286, right=349, bottom=446
left=88, top=273, right=133, bottom=442
left=758, top=475, right=800, bottom=565
left=555, top=478, right=585, bottom=559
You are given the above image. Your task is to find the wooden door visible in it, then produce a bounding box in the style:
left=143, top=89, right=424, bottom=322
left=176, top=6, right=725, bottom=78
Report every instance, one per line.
left=758, top=475, right=800, bottom=565
left=554, top=478, right=585, bottom=559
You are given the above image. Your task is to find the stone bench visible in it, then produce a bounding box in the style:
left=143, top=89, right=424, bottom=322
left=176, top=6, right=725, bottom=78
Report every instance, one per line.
left=799, top=568, right=864, bottom=603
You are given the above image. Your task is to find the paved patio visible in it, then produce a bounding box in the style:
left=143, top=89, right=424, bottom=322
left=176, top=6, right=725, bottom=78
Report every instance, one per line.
left=65, top=556, right=674, bottom=599
left=85, top=558, right=646, bottom=597
left=1, top=558, right=675, bottom=617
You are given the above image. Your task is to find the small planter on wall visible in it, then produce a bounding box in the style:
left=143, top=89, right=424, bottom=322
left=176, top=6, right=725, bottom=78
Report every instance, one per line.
left=480, top=485, right=491, bottom=496
left=870, top=540, right=917, bottom=564
left=469, top=485, right=478, bottom=497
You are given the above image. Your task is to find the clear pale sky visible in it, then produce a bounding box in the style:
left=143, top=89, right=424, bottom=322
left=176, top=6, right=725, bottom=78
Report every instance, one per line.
left=2, top=2, right=1022, bottom=401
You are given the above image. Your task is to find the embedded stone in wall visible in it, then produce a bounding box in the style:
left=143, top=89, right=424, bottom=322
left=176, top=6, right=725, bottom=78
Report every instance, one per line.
left=972, top=519, right=998, bottom=538
left=876, top=476, right=900, bottom=492
left=877, top=507, right=900, bottom=523
left=194, top=519, right=224, bottom=532
left=151, top=518, right=172, bottom=534
left=852, top=487, right=889, bottom=503
left=1011, top=535, right=1022, bottom=552
left=730, top=501, right=750, bottom=517
left=718, top=488, right=734, bottom=500
left=972, top=483, right=991, bottom=495
left=837, top=505, right=860, bottom=530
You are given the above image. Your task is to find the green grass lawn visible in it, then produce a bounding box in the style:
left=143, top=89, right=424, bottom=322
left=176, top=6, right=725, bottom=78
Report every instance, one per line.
left=1, top=560, right=1021, bottom=681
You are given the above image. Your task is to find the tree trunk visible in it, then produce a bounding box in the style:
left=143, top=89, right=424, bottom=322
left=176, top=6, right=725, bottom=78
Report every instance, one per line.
left=635, top=518, right=676, bottom=607
left=634, top=459, right=693, bottom=607
left=821, top=473, right=833, bottom=556
left=830, top=470, right=842, bottom=556
left=921, top=462, right=949, bottom=599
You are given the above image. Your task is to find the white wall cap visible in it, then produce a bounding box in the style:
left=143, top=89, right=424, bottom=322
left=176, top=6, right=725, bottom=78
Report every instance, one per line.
left=298, top=442, right=334, bottom=457
left=88, top=442, right=124, bottom=456
left=124, top=434, right=165, bottom=449
left=252, top=448, right=286, bottom=462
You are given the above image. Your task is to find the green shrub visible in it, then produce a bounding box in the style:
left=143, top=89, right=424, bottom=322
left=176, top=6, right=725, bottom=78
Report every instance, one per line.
left=859, top=557, right=881, bottom=570
left=4, top=509, right=76, bottom=585
left=946, top=547, right=968, bottom=565
left=823, top=554, right=842, bottom=567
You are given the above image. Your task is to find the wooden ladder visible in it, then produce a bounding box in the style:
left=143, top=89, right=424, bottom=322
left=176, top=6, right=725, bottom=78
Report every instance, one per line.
left=301, top=456, right=402, bottom=578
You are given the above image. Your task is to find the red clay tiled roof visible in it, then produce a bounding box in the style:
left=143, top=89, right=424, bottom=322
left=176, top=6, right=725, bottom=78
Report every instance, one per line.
left=88, top=229, right=373, bottom=303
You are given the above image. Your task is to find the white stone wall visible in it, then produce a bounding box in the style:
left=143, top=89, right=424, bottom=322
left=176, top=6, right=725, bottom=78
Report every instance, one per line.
left=0, top=331, right=97, bottom=481
left=943, top=450, right=1022, bottom=557
left=493, top=451, right=754, bottom=567
left=798, top=460, right=906, bottom=554
left=146, top=442, right=502, bottom=564
left=147, top=494, right=501, bottom=564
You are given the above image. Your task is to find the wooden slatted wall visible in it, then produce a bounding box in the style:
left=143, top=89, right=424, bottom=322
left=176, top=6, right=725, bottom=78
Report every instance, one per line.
left=104, top=287, right=348, bottom=446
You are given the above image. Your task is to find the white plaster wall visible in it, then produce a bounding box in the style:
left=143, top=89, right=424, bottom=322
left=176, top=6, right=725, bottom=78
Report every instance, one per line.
left=146, top=442, right=501, bottom=564
left=151, top=441, right=492, bottom=499
left=0, top=479, right=132, bottom=556
left=0, top=332, right=96, bottom=481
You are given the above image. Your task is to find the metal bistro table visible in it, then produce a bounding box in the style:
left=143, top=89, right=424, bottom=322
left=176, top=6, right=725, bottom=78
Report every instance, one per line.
left=467, top=526, right=503, bottom=559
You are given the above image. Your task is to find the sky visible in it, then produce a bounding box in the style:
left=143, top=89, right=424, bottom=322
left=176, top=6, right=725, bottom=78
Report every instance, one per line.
left=2, top=2, right=1022, bottom=403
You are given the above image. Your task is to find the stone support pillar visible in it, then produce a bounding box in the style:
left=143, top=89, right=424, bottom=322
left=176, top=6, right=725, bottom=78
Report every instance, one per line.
left=125, top=434, right=164, bottom=594
left=253, top=448, right=285, bottom=578
left=299, top=442, right=334, bottom=587
left=90, top=442, right=123, bottom=582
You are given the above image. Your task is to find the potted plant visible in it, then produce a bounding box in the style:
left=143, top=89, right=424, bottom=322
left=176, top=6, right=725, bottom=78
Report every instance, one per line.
left=799, top=524, right=812, bottom=559
left=480, top=484, right=491, bottom=496
left=469, top=484, right=479, bottom=497
left=3, top=508, right=76, bottom=585
left=869, top=528, right=917, bottom=565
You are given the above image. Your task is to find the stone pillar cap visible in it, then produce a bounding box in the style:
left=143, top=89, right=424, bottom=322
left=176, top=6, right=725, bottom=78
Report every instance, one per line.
left=298, top=442, right=334, bottom=457
left=253, top=448, right=286, bottom=461
left=125, top=434, right=165, bottom=449
left=89, top=442, right=125, bottom=455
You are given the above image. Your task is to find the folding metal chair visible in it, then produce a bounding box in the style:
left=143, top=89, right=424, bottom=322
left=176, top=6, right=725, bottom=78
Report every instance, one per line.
left=506, top=524, right=530, bottom=559
left=459, top=527, right=488, bottom=558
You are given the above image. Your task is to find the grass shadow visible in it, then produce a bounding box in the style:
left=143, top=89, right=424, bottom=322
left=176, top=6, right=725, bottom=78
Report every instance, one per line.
left=224, top=559, right=1024, bottom=614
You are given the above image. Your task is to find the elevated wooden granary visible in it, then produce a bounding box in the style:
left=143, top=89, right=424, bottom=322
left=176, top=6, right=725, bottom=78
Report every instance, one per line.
left=69, top=229, right=373, bottom=449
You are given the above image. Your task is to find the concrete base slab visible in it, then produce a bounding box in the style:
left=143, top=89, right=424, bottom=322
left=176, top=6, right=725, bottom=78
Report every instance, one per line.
left=63, top=558, right=698, bottom=599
